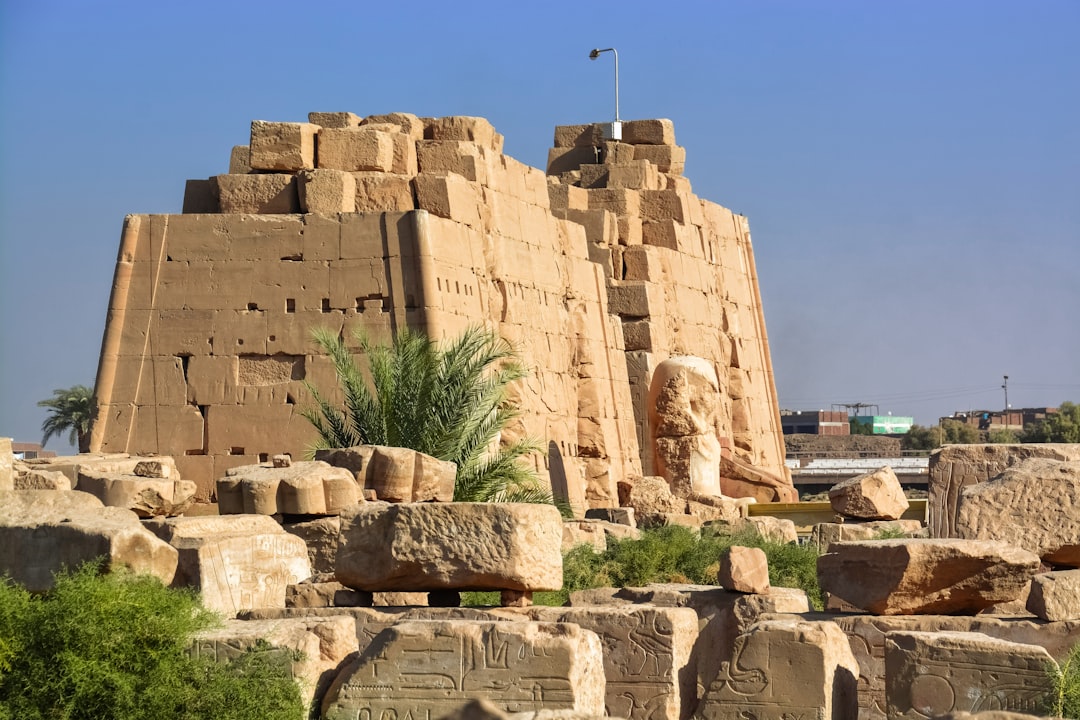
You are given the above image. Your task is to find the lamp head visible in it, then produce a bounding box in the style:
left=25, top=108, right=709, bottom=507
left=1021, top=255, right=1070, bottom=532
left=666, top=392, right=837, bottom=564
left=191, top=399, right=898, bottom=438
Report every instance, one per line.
left=589, top=48, right=601, bottom=60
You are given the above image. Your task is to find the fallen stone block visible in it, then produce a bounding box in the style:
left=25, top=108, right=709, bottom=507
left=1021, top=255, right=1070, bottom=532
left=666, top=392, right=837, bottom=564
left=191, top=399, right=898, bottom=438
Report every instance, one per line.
left=145, top=514, right=311, bottom=614
left=249, top=120, right=318, bottom=171
left=335, top=502, right=563, bottom=593
left=584, top=507, right=637, bottom=527
left=0, top=489, right=178, bottom=591
left=730, top=516, right=798, bottom=545
left=719, top=455, right=797, bottom=503
left=562, top=519, right=607, bottom=553
left=817, top=539, right=1040, bottom=615
left=617, top=475, right=686, bottom=516
left=216, top=173, right=299, bottom=213
left=321, top=620, right=604, bottom=717
left=1027, top=570, right=1080, bottom=621
left=190, top=615, right=356, bottom=717
left=719, top=546, right=770, bottom=594
left=510, top=605, right=700, bottom=720
left=286, top=579, right=368, bottom=608
left=829, top=466, right=909, bottom=520
left=282, top=515, right=341, bottom=574
left=695, top=619, right=858, bottom=720
left=315, top=445, right=455, bottom=503
left=14, top=468, right=72, bottom=490
left=956, top=458, right=1080, bottom=562
left=317, top=127, right=395, bottom=172
left=76, top=468, right=196, bottom=517
left=217, top=460, right=360, bottom=516
left=809, top=519, right=924, bottom=550
left=298, top=168, right=356, bottom=213
left=885, top=631, right=1055, bottom=720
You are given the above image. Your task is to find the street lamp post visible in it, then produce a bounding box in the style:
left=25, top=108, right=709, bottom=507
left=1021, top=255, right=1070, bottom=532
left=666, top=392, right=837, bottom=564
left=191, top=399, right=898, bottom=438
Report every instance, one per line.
left=1002, top=375, right=1009, bottom=427
left=588, top=47, right=621, bottom=124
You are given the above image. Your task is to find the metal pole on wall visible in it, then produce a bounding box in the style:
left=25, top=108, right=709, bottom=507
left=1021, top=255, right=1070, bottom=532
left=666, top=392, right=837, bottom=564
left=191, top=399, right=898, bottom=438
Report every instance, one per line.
left=1002, top=375, right=1009, bottom=426
left=589, top=47, right=620, bottom=122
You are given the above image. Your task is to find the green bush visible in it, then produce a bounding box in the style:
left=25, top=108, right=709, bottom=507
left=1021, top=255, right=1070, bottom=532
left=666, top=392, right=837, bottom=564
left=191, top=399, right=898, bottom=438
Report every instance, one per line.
left=1048, top=641, right=1080, bottom=719
left=0, top=563, right=304, bottom=720
left=462, top=525, right=823, bottom=610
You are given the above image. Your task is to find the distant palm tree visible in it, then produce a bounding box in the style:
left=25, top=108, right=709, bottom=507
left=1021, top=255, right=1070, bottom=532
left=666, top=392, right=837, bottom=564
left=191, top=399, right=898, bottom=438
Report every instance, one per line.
left=303, top=326, right=563, bottom=509
left=38, top=385, right=95, bottom=452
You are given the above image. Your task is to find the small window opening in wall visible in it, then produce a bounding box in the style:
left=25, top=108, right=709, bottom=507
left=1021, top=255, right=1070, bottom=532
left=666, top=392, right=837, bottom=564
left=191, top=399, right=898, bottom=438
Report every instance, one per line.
left=268, top=334, right=276, bottom=342
left=258, top=453, right=269, bottom=463
left=230, top=447, right=245, bottom=456
left=184, top=449, right=206, bottom=456
left=437, top=278, right=442, bottom=291
left=321, top=298, right=331, bottom=313
left=237, top=338, right=244, bottom=346
left=286, top=393, right=296, bottom=405
left=166, top=255, right=173, bottom=262
left=286, top=298, right=296, bottom=313
left=247, top=302, right=258, bottom=311
left=455, top=281, right=460, bottom=294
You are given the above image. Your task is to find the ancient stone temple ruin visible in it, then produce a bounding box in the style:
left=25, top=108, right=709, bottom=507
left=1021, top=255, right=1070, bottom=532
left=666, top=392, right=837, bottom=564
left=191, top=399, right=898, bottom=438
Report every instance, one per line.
left=89, top=112, right=792, bottom=506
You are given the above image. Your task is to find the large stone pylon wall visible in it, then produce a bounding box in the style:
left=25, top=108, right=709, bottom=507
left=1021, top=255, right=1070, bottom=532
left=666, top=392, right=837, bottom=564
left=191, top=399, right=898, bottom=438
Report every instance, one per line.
left=91, top=112, right=789, bottom=505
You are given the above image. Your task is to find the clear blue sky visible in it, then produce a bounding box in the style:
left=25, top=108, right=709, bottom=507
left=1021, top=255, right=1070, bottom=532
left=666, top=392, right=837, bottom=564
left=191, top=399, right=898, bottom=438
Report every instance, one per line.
left=2, top=0, right=1078, bottom=451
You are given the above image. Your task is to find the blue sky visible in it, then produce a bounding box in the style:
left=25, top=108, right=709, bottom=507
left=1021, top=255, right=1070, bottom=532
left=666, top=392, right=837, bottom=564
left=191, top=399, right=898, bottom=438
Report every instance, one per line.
left=2, top=0, right=1078, bottom=451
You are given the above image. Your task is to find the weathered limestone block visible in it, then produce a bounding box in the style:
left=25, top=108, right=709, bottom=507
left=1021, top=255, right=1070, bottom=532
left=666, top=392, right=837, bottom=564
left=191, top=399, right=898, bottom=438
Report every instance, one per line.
left=414, top=172, right=483, bottom=226
left=321, top=621, right=605, bottom=718
left=216, top=173, right=299, bottom=213
left=695, top=619, right=858, bottom=720
left=0, top=438, right=11, bottom=491
left=731, top=516, right=798, bottom=545
left=633, top=145, right=686, bottom=174
left=955, top=458, right=1080, bottom=562
left=228, top=144, right=251, bottom=173
left=361, top=112, right=425, bottom=141
left=217, top=460, right=360, bottom=516
left=719, top=546, right=770, bottom=594
left=548, top=146, right=599, bottom=175
left=315, top=445, right=456, bottom=503
left=286, top=579, right=368, bottom=608
left=511, top=605, right=700, bottom=720
left=318, top=127, right=395, bottom=172
left=0, top=490, right=178, bottom=591
left=617, top=475, right=686, bottom=516
left=829, top=466, right=909, bottom=520
left=13, top=468, right=72, bottom=490
left=308, top=111, right=362, bottom=128
left=562, top=519, right=608, bottom=553
left=146, top=514, right=311, bottom=614
left=553, top=124, right=607, bottom=148
left=182, top=178, right=218, bottom=213
left=884, top=631, right=1055, bottom=720
left=809, top=519, right=924, bottom=550
left=649, top=357, right=724, bottom=498
left=298, top=168, right=356, bottom=213
left=585, top=507, right=637, bottom=527
left=336, top=503, right=563, bottom=592
left=719, top=455, right=797, bottom=503
left=686, top=493, right=750, bottom=524
left=249, top=120, right=318, bottom=171
left=351, top=171, right=416, bottom=212
left=928, top=443, right=1080, bottom=538
left=1027, top=570, right=1080, bottom=621
left=622, top=119, right=676, bottom=146
left=28, top=453, right=180, bottom=489
left=426, top=116, right=504, bottom=153
left=76, top=468, right=196, bottom=517
left=417, top=140, right=490, bottom=183
left=817, top=539, right=1040, bottom=615
left=191, top=615, right=357, bottom=716
left=282, top=515, right=341, bottom=574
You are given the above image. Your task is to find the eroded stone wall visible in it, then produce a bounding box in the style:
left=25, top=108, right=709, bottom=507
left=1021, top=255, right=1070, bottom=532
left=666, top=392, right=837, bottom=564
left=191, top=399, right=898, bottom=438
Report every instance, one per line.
left=92, top=112, right=788, bottom=505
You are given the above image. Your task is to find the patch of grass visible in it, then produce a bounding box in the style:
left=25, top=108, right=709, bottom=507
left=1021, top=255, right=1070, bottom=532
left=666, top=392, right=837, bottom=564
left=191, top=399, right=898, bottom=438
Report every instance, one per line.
left=1048, top=641, right=1080, bottom=719
left=0, top=563, right=304, bottom=720
left=462, top=525, right=823, bottom=610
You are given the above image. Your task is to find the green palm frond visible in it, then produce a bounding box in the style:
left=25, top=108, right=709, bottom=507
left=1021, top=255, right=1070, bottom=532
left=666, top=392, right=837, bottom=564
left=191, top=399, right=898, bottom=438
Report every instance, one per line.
left=302, top=325, right=560, bottom=511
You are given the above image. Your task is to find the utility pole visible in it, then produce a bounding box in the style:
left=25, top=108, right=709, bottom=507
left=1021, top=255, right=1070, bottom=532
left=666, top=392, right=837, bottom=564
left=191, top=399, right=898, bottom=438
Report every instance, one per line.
left=1002, top=375, right=1009, bottom=426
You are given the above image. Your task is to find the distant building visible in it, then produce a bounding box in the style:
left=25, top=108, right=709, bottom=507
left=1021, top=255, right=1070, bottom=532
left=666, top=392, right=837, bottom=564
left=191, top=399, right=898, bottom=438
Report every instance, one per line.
left=779, top=410, right=850, bottom=436
left=852, top=415, right=914, bottom=435
left=943, top=407, right=1057, bottom=433
left=11, top=442, right=56, bottom=460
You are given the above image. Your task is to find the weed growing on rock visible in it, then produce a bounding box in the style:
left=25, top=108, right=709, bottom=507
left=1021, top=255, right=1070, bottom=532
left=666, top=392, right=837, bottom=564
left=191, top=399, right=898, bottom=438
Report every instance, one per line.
left=1048, top=641, right=1080, bottom=719
left=0, top=563, right=304, bottom=720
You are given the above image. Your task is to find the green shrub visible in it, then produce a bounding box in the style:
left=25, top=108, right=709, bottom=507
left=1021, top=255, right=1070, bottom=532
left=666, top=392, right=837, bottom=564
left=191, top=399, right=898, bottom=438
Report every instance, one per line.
left=0, top=563, right=304, bottom=720
left=1048, top=641, right=1080, bottom=719
left=462, top=525, right=823, bottom=610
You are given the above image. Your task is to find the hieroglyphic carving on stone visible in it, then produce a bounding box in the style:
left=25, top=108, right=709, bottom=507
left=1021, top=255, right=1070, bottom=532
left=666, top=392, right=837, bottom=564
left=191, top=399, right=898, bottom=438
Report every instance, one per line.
left=521, top=605, right=699, bottom=720
left=191, top=531, right=310, bottom=614
left=884, top=631, right=1054, bottom=720
left=322, top=620, right=605, bottom=720
left=694, top=620, right=857, bottom=720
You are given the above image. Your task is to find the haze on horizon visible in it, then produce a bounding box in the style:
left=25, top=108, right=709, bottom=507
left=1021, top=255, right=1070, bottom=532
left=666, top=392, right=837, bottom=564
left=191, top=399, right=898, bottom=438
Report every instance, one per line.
left=2, top=0, right=1077, bottom=452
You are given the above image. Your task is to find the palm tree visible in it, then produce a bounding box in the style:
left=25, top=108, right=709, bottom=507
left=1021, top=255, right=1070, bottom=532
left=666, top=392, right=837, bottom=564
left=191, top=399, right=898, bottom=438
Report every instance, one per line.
left=38, top=385, right=95, bottom=452
left=303, top=326, right=563, bottom=508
